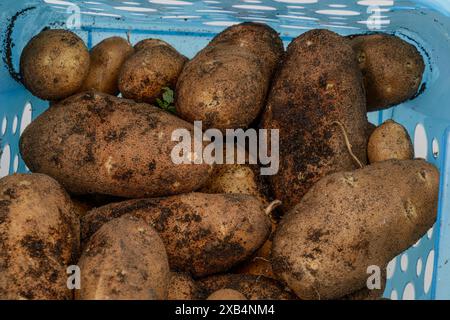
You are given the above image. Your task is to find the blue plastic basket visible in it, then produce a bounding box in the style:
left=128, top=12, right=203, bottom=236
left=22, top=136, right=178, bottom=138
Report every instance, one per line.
left=1, top=0, right=449, bottom=300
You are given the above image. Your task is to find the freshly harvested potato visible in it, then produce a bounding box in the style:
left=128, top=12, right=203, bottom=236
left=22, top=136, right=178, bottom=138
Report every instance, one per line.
left=118, top=39, right=187, bottom=103
left=368, top=120, right=414, bottom=163
left=176, top=22, right=283, bottom=130
left=81, top=193, right=271, bottom=277
left=134, top=38, right=175, bottom=52
left=207, top=289, right=247, bottom=300
left=261, top=29, right=368, bottom=212
left=349, top=34, right=425, bottom=111
left=0, top=173, right=79, bottom=300
left=272, top=159, right=439, bottom=300
left=76, top=215, right=170, bottom=300
left=20, top=29, right=90, bottom=101
left=168, top=272, right=198, bottom=300
left=196, top=274, right=297, bottom=300
left=80, top=36, right=134, bottom=95
left=341, top=267, right=387, bottom=300
left=20, top=91, right=212, bottom=198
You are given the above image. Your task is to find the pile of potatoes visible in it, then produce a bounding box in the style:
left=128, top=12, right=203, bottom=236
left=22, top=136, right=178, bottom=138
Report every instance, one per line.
left=0, top=23, right=438, bottom=300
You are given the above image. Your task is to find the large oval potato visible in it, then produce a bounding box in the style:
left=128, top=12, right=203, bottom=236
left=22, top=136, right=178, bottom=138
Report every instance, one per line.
left=272, top=159, right=439, bottom=300
left=20, top=91, right=212, bottom=198
left=118, top=39, right=187, bottom=103
left=81, top=193, right=271, bottom=277
left=20, top=29, right=90, bottom=101
left=196, top=274, right=297, bottom=300
left=349, top=34, right=425, bottom=111
left=176, top=22, right=283, bottom=130
left=80, top=36, right=134, bottom=95
left=76, top=214, right=170, bottom=300
left=0, top=173, right=79, bottom=300
left=261, top=29, right=368, bottom=212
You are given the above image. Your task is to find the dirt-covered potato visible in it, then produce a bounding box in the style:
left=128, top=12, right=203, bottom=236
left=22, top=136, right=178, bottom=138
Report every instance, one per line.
left=20, top=29, right=90, bottom=101
left=80, top=37, right=133, bottom=95
left=349, top=33, right=425, bottom=111
left=118, top=39, right=187, bottom=103
left=341, top=267, right=387, bottom=300
left=207, top=289, right=247, bottom=300
left=81, top=193, right=271, bottom=277
left=168, top=272, right=198, bottom=300
left=20, top=91, right=212, bottom=198
left=261, top=29, right=368, bottom=212
left=272, top=159, right=439, bottom=300
left=76, top=215, right=170, bottom=300
left=368, top=120, right=414, bottom=163
left=176, top=22, right=283, bottom=130
left=0, top=173, right=79, bottom=300
left=196, top=274, right=297, bottom=300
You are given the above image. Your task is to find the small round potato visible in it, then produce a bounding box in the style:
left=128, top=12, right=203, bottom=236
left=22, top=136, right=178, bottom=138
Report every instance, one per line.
left=20, top=29, right=90, bottom=101
left=168, top=272, right=198, bottom=300
left=350, top=34, right=425, bottom=111
left=80, top=36, right=134, bottom=95
left=118, top=39, right=187, bottom=103
left=368, top=120, right=414, bottom=163
left=207, top=289, right=247, bottom=300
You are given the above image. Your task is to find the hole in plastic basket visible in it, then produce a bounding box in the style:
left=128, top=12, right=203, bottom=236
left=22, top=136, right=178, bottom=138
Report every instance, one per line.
left=12, top=116, right=18, bottom=135
left=20, top=102, right=33, bottom=136
left=0, top=144, right=11, bottom=178
left=414, top=123, right=428, bottom=159
left=427, top=227, right=433, bottom=239
left=357, top=0, right=394, bottom=5
left=401, top=254, right=408, bottom=272
left=13, top=155, right=19, bottom=173
left=424, top=250, right=435, bottom=294
left=390, top=289, right=398, bottom=300
left=417, top=258, right=423, bottom=277
left=386, top=257, right=396, bottom=279
left=316, top=9, right=360, bottom=16
left=432, top=138, right=439, bottom=159
left=1, top=117, right=7, bottom=136
left=403, top=283, right=415, bottom=300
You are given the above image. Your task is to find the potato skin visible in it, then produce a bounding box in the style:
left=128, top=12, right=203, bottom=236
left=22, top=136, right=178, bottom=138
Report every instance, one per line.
left=196, top=274, right=297, bottom=300
left=80, top=37, right=134, bottom=95
left=19, top=91, right=212, bottom=198
left=0, top=173, right=79, bottom=300
left=272, top=159, right=439, bottom=300
left=176, top=22, right=283, bottom=130
left=368, top=120, right=414, bottom=163
left=76, top=215, right=170, bottom=300
left=20, top=29, right=90, bottom=101
left=81, top=193, right=271, bottom=277
left=168, top=272, right=198, bottom=300
left=349, top=34, right=425, bottom=111
left=261, top=29, right=368, bottom=212
left=118, top=39, right=187, bottom=103
left=207, top=289, right=247, bottom=300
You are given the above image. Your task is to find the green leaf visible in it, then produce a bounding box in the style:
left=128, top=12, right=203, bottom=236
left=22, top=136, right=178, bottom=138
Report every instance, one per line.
left=156, top=98, right=164, bottom=108
left=162, top=87, right=174, bottom=104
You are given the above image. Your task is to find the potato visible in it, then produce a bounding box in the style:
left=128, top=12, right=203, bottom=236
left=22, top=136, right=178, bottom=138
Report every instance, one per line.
left=272, top=159, right=439, bottom=300
left=80, top=36, right=134, bottom=95
left=20, top=29, right=90, bottom=101
left=261, top=29, right=368, bottom=212
left=81, top=193, right=271, bottom=277
left=176, top=22, right=283, bottom=130
left=134, top=38, right=175, bottom=52
left=20, top=91, right=212, bottom=198
left=76, top=214, right=170, bottom=300
left=0, top=173, right=79, bottom=300
left=196, top=274, right=297, bottom=300
left=341, top=267, right=386, bottom=300
left=118, top=39, right=187, bottom=103
left=207, top=289, right=247, bottom=300
left=349, top=34, right=425, bottom=111
left=168, top=272, right=198, bottom=300
left=368, top=120, right=414, bottom=163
